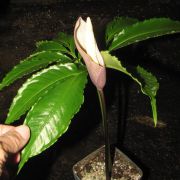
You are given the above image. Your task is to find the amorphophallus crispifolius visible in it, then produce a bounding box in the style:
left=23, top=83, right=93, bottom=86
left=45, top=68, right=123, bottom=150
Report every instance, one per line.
left=74, top=17, right=106, bottom=90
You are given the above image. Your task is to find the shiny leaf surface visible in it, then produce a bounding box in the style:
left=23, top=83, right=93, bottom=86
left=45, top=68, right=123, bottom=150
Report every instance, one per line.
left=101, top=51, right=159, bottom=125
left=0, top=51, right=71, bottom=90
left=36, top=40, right=67, bottom=52
left=54, top=32, right=76, bottom=58
left=105, top=17, right=138, bottom=44
left=108, top=18, right=180, bottom=51
left=136, top=66, right=159, bottom=97
left=136, top=66, right=159, bottom=126
left=18, top=63, right=87, bottom=172
left=5, top=63, right=83, bottom=124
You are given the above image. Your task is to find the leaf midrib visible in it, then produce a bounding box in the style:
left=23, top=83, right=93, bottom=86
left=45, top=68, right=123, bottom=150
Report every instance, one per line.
left=111, top=27, right=180, bottom=50
left=1, top=51, right=65, bottom=88
left=103, top=51, right=152, bottom=97
left=8, top=68, right=86, bottom=121
left=21, top=73, right=84, bottom=167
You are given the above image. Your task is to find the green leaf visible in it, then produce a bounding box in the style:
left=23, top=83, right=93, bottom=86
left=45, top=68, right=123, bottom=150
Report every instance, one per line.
left=136, top=66, right=159, bottom=97
left=0, top=51, right=71, bottom=90
left=5, top=63, right=84, bottom=124
left=136, top=66, right=159, bottom=125
left=105, top=17, right=138, bottom=44
left=54, top=32, right=76, bottom=58
left=36, top=40, right=67, bottom=52
left=18, top=63, right=87, bottom=172
left=101, top=51, right=159, bottom=126
left=108, top=18, right=180, bottom=51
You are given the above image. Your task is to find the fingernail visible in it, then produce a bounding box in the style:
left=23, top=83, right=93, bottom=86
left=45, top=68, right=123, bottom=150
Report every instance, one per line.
left=15, top=125, right=30, bottom=141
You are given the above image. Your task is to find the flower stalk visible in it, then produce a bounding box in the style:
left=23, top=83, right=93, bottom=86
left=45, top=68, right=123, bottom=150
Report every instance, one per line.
left=97, top=89, right=112, bottom=180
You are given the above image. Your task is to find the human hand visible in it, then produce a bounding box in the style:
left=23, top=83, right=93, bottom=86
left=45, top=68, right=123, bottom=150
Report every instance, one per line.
left=0, top=125, right=30, bottom=179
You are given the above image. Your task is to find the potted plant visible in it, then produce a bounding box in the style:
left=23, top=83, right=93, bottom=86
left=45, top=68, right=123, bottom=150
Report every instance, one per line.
left=0, top=16, right=180, bottom=179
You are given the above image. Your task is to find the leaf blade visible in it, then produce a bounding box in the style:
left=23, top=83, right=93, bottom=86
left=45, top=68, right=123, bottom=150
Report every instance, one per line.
left=109, top=18, right=180, bottom=51
left=18, top=64, right=87, bottom=172
left=0, top=51, right=71, bottom=90
left=5, top=63, right=83, bottom=124
left=101, top=51, right=159, bottom=125
left=105, top=17, right=138, bottom=44
left=54, top=32, right=76, bottom=58
left=36, top=40, right=68, bottom=52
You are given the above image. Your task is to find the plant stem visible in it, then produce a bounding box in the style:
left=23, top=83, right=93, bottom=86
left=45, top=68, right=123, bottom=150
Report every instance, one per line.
left=97, top=89, right=112, bottom=180
left=151, top=97, right=157, bottom=127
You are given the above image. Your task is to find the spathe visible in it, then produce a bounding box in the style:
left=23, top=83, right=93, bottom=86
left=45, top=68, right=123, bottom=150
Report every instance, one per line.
left=74, top=17, right=106, bottom=90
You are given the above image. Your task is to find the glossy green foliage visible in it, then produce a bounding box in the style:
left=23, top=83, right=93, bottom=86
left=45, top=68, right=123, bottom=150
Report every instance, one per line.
left=136, top=66, right=159, bottom=98
left=6, top=63, right=86, bottom=124
left=1, top=16, right=180, bottom=174
left=136, top=66, right=158, bottom=125
left=107, top=18, right=180, bottom=51
left=0, top=34, right=88, bottom=172
left=105, top=17, right=138, bottom=44
left=54, top=32, right=77, bottom=58
left=18, top=63, right=87, bottom=172
left=101, top=51, right=159, bottom=125
left=0, top=51, right=71, bottom=90
left=36, top=40, right=68, bottom=52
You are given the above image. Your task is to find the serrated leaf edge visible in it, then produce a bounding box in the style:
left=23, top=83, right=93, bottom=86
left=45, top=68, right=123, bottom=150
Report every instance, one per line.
left=109, top=18, right=180, bottom=50
left=101, top=51, right=158, bottom=125
left=0, top=51, right=71, bottom=91
left=6, top=63, right=86, bottom=124
left=18, top=71, right=87, bottom=173
left=106, top=16, right=138, bottom=43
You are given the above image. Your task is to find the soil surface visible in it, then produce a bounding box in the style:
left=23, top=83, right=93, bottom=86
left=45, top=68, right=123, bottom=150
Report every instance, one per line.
left=0, top=0, right=180, bottom=180
left=73, top=146, right=142, bottom=180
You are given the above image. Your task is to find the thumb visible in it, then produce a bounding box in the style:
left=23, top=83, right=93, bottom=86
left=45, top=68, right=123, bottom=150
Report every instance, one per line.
left=0, top=125, right=30, bottom=154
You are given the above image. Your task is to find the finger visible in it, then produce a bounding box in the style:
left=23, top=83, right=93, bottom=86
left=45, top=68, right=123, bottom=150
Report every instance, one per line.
left=0, top=125, right=30, bottom=154
left=15, top=125, right=30, bottom=148
left=0, top=125, right=14, bottom=136
left=0, top=143, right=8, bottom=177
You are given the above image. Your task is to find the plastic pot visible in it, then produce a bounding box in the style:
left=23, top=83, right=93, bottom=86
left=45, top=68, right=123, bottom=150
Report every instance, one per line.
left=73, top=146, right=143, bottom=180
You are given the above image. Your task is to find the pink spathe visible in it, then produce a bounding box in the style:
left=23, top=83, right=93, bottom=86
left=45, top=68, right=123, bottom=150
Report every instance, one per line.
left=74, top=17, right=106, bottom=90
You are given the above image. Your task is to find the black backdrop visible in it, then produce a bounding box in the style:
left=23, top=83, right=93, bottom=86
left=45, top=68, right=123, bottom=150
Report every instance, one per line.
left=0, top=0, right=180, bottom=180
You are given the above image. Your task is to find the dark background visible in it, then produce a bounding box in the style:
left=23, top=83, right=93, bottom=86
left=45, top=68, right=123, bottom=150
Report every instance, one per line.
left=0, top=0, right=180, bottom=180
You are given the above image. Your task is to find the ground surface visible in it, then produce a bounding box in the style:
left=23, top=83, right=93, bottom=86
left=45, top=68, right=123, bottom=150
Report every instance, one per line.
left=0, top=0, right=180, bottom=180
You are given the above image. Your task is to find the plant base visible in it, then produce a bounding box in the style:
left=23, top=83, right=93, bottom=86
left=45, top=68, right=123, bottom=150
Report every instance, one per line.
left=73, top=146, right=143, bottom=180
